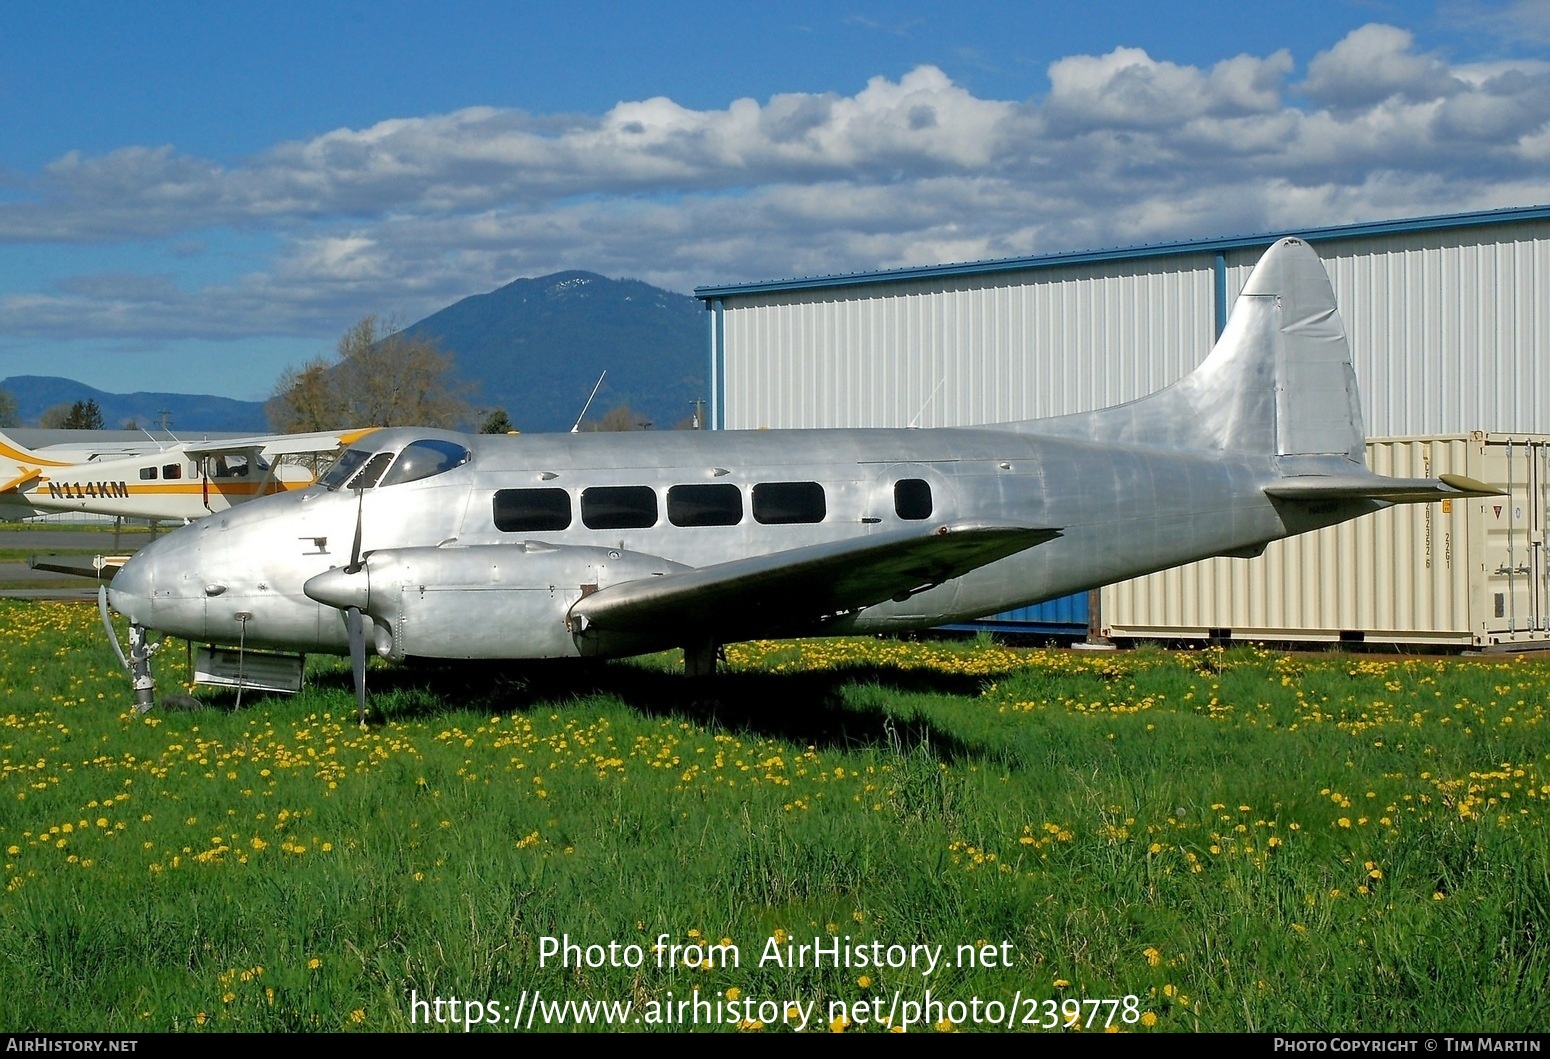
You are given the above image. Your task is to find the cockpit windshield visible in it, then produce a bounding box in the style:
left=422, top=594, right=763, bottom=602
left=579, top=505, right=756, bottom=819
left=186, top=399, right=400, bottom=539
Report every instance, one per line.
left=319, top=447, right=374, bottom=490
left=319, top=439, right=472, bottom=491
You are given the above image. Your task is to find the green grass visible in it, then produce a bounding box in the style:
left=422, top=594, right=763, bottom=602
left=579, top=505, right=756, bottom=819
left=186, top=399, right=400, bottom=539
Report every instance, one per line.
left=1, top=603, right=1546, bottom=1032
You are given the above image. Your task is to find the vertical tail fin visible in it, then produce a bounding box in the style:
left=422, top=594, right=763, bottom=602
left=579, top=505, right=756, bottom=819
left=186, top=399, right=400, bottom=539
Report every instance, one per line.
left=0, top=429, right=67, bottom=495
left=1020, top=237, right=1366, bottom=464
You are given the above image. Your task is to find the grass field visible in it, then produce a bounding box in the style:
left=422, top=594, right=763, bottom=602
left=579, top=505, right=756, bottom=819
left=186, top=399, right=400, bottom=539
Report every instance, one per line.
left=1, top=599, right=1546, bottom=1032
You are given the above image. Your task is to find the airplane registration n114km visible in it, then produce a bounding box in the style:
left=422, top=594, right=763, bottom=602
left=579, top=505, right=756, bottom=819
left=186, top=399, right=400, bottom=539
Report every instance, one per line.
left=103, top=238, right=1498, bottom=718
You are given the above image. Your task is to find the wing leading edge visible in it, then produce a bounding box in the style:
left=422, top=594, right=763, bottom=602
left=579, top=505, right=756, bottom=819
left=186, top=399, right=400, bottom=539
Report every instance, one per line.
left=569, top=519, right=1061, bottom=645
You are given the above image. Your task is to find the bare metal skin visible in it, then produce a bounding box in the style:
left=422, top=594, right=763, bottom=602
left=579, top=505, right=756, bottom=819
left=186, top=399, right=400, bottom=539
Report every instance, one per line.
left=106, top=239, right=1495, bottom=700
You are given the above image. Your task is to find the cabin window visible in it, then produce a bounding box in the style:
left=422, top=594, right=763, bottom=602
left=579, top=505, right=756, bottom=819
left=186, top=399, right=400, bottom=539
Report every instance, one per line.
left=494, top=488, right=572, bottom=532
left=752, top=481, right=826, bottom=525
left=139, top=467, right=157, bottom=480
left=162, top=463, right=182, bottom=480
left=380, top=439, right=471, bottom=487
left=209, top=454, right=253, bottom=479
left=581, top=486, right=658, bottom=530
left=667, top=483, right=743, bottom=527
left=894, top=478, right=933, bottom=520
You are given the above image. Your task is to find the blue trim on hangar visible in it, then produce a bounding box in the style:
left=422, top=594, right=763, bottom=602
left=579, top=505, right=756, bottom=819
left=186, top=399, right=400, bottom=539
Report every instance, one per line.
left=694, top=204, right=1550, bottom=300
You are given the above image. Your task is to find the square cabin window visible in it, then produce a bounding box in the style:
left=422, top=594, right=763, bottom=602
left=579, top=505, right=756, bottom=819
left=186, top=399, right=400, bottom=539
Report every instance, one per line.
left=581, top=485, right=658, bottom=530
left=894, top=478, right=933, bottom=520
left=493, top=488, right=572, bottom=532
left=752, top=481, right=826, bottom=525
left=667, top=483, right=743, bottom=527
left=162, top=464, right=182, bottom=480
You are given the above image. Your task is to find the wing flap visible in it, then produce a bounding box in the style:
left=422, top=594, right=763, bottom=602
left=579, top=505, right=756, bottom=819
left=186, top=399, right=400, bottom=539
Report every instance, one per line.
left=570, top=520, right=1059, bottom=641
left=1265, top=473, right=1502, bottom=503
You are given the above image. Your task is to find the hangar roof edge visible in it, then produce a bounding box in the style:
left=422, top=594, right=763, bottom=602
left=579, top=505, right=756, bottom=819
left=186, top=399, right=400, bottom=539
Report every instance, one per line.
left=693, top=204, right=1550, bottom=300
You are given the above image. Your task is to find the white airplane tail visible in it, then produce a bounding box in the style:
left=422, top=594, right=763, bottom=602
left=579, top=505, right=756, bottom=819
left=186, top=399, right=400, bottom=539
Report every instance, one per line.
left=1022, top=237, right=1367, bottom=466
left=0, top=428, right=68, bottom=495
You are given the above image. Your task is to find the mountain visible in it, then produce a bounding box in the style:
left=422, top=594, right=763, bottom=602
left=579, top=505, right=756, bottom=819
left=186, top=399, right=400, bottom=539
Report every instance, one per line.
left=0, top=271, right=708, bottom=436
left=402, top=271, right=707, bottom=433
left=0, top=376, right=268, bottom=433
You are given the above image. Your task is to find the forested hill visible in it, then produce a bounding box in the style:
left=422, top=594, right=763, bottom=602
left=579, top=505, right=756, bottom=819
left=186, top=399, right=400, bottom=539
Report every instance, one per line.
left=0, top=376, right=268, bottom=432
left=402, top=271, right=707, bottom=433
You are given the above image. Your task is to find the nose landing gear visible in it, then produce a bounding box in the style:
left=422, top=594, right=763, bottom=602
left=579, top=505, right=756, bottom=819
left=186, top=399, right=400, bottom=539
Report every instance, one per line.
left=100, top=585, right=160, bottom=713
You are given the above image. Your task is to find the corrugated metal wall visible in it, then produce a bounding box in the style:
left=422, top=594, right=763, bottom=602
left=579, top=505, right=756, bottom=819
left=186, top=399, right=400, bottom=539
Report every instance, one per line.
left=1102, top=434, right=1550, bottom=647
left=721, top=221, right=1548, bottom=437
left=720, top=257, right=1216, bottom=430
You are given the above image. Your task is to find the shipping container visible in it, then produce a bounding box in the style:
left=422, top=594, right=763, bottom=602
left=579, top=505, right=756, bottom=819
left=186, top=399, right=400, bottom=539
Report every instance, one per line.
left=1100, top=433, right=1550, bottom=650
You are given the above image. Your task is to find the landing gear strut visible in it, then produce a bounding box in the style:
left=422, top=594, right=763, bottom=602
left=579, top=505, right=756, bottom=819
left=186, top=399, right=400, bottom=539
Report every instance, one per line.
left=99, top=585, right=159, bottom=713
left=683, top=639, right=721, bottom=678
left=127, top=624, right=160, bottom=713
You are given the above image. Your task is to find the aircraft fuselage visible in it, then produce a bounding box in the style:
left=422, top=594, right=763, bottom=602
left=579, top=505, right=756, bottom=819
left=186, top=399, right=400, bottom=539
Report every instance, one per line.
left=107, top=423, right=1369, bottom=661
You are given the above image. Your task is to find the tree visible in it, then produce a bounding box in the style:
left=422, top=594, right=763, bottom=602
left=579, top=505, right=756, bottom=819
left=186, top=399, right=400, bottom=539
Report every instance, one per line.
left=580, top=404, right=652, bottom=432
left=40, top=399, right=104, bottom=429
left=0, top=388, right=17, bottom=428
left=266, top=314, right=472, bottom=432
left=479, top=408, right=514, bottom=434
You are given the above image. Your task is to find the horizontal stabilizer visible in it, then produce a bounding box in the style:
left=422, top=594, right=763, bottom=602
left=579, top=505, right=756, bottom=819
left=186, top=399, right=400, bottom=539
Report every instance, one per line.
left=571, top=520, right=1060, bottom=641
left=0, top=466, right=42, bottom=493
left=1265, top=473, right=1503, bottom=504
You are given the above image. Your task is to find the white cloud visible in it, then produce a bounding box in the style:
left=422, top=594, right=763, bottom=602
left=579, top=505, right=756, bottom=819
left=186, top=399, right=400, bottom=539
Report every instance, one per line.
left=1302, top=24, right=1463, bottom=109
left=2, top=26, right=1548, bottom=351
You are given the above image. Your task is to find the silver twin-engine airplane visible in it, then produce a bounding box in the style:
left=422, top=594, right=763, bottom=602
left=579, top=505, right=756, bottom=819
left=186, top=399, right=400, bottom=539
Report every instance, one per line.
left=105, top=238, right=1498, bottom=713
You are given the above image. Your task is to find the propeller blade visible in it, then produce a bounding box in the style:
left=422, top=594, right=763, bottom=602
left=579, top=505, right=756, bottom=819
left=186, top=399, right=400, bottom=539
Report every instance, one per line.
left=346, top=605, right=367, bottom=725
left=347, top=487, right=365, bottom=573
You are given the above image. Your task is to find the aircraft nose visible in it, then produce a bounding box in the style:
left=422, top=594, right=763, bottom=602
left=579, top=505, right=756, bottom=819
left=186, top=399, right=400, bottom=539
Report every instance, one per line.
left=107, top=549, right=156, bottom=625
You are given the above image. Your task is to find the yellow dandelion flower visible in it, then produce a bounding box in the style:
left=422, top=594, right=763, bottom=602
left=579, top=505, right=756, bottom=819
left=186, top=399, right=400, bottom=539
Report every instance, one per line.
left=1141, top=1011, right=1158, bottom=1027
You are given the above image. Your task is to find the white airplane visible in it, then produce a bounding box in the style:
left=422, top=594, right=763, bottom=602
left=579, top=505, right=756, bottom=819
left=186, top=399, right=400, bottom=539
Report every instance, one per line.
left=105, top=239, right=1499, bottom=714
left=0, top=427, right=381, bottom=524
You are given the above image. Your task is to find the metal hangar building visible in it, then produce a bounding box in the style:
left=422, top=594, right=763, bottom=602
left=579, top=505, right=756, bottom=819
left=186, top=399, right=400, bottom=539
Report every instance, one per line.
left=694, top=205, right=1550, bottom=647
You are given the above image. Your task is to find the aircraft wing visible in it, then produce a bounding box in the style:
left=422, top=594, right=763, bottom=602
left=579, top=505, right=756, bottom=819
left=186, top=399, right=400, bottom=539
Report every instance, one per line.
left=570, top=519, right=1060, bottom=641
left=179, top=427, right=380, bottom=459
left=1265, top=473, right=1502, bottom=503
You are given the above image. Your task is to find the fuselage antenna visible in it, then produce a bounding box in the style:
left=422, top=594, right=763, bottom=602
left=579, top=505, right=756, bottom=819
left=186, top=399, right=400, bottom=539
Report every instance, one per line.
left=570, top=371, right=607, bottom=433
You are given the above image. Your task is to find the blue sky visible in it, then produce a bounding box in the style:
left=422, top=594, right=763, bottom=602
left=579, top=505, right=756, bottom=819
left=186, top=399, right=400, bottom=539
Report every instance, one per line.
left=3, top=1, right=1548, bottom=403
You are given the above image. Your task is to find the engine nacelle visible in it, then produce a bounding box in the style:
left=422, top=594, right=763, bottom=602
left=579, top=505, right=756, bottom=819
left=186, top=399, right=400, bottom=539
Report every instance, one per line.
left=304, top=541, right=688, bottom=660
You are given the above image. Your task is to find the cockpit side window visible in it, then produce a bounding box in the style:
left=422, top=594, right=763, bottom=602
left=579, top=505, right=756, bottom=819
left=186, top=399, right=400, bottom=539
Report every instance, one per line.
left=378, top=439, right=472, bottom=488
left=320, top=448, right=373, bottom=490
left=346, top=452, right=395, bottom=491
